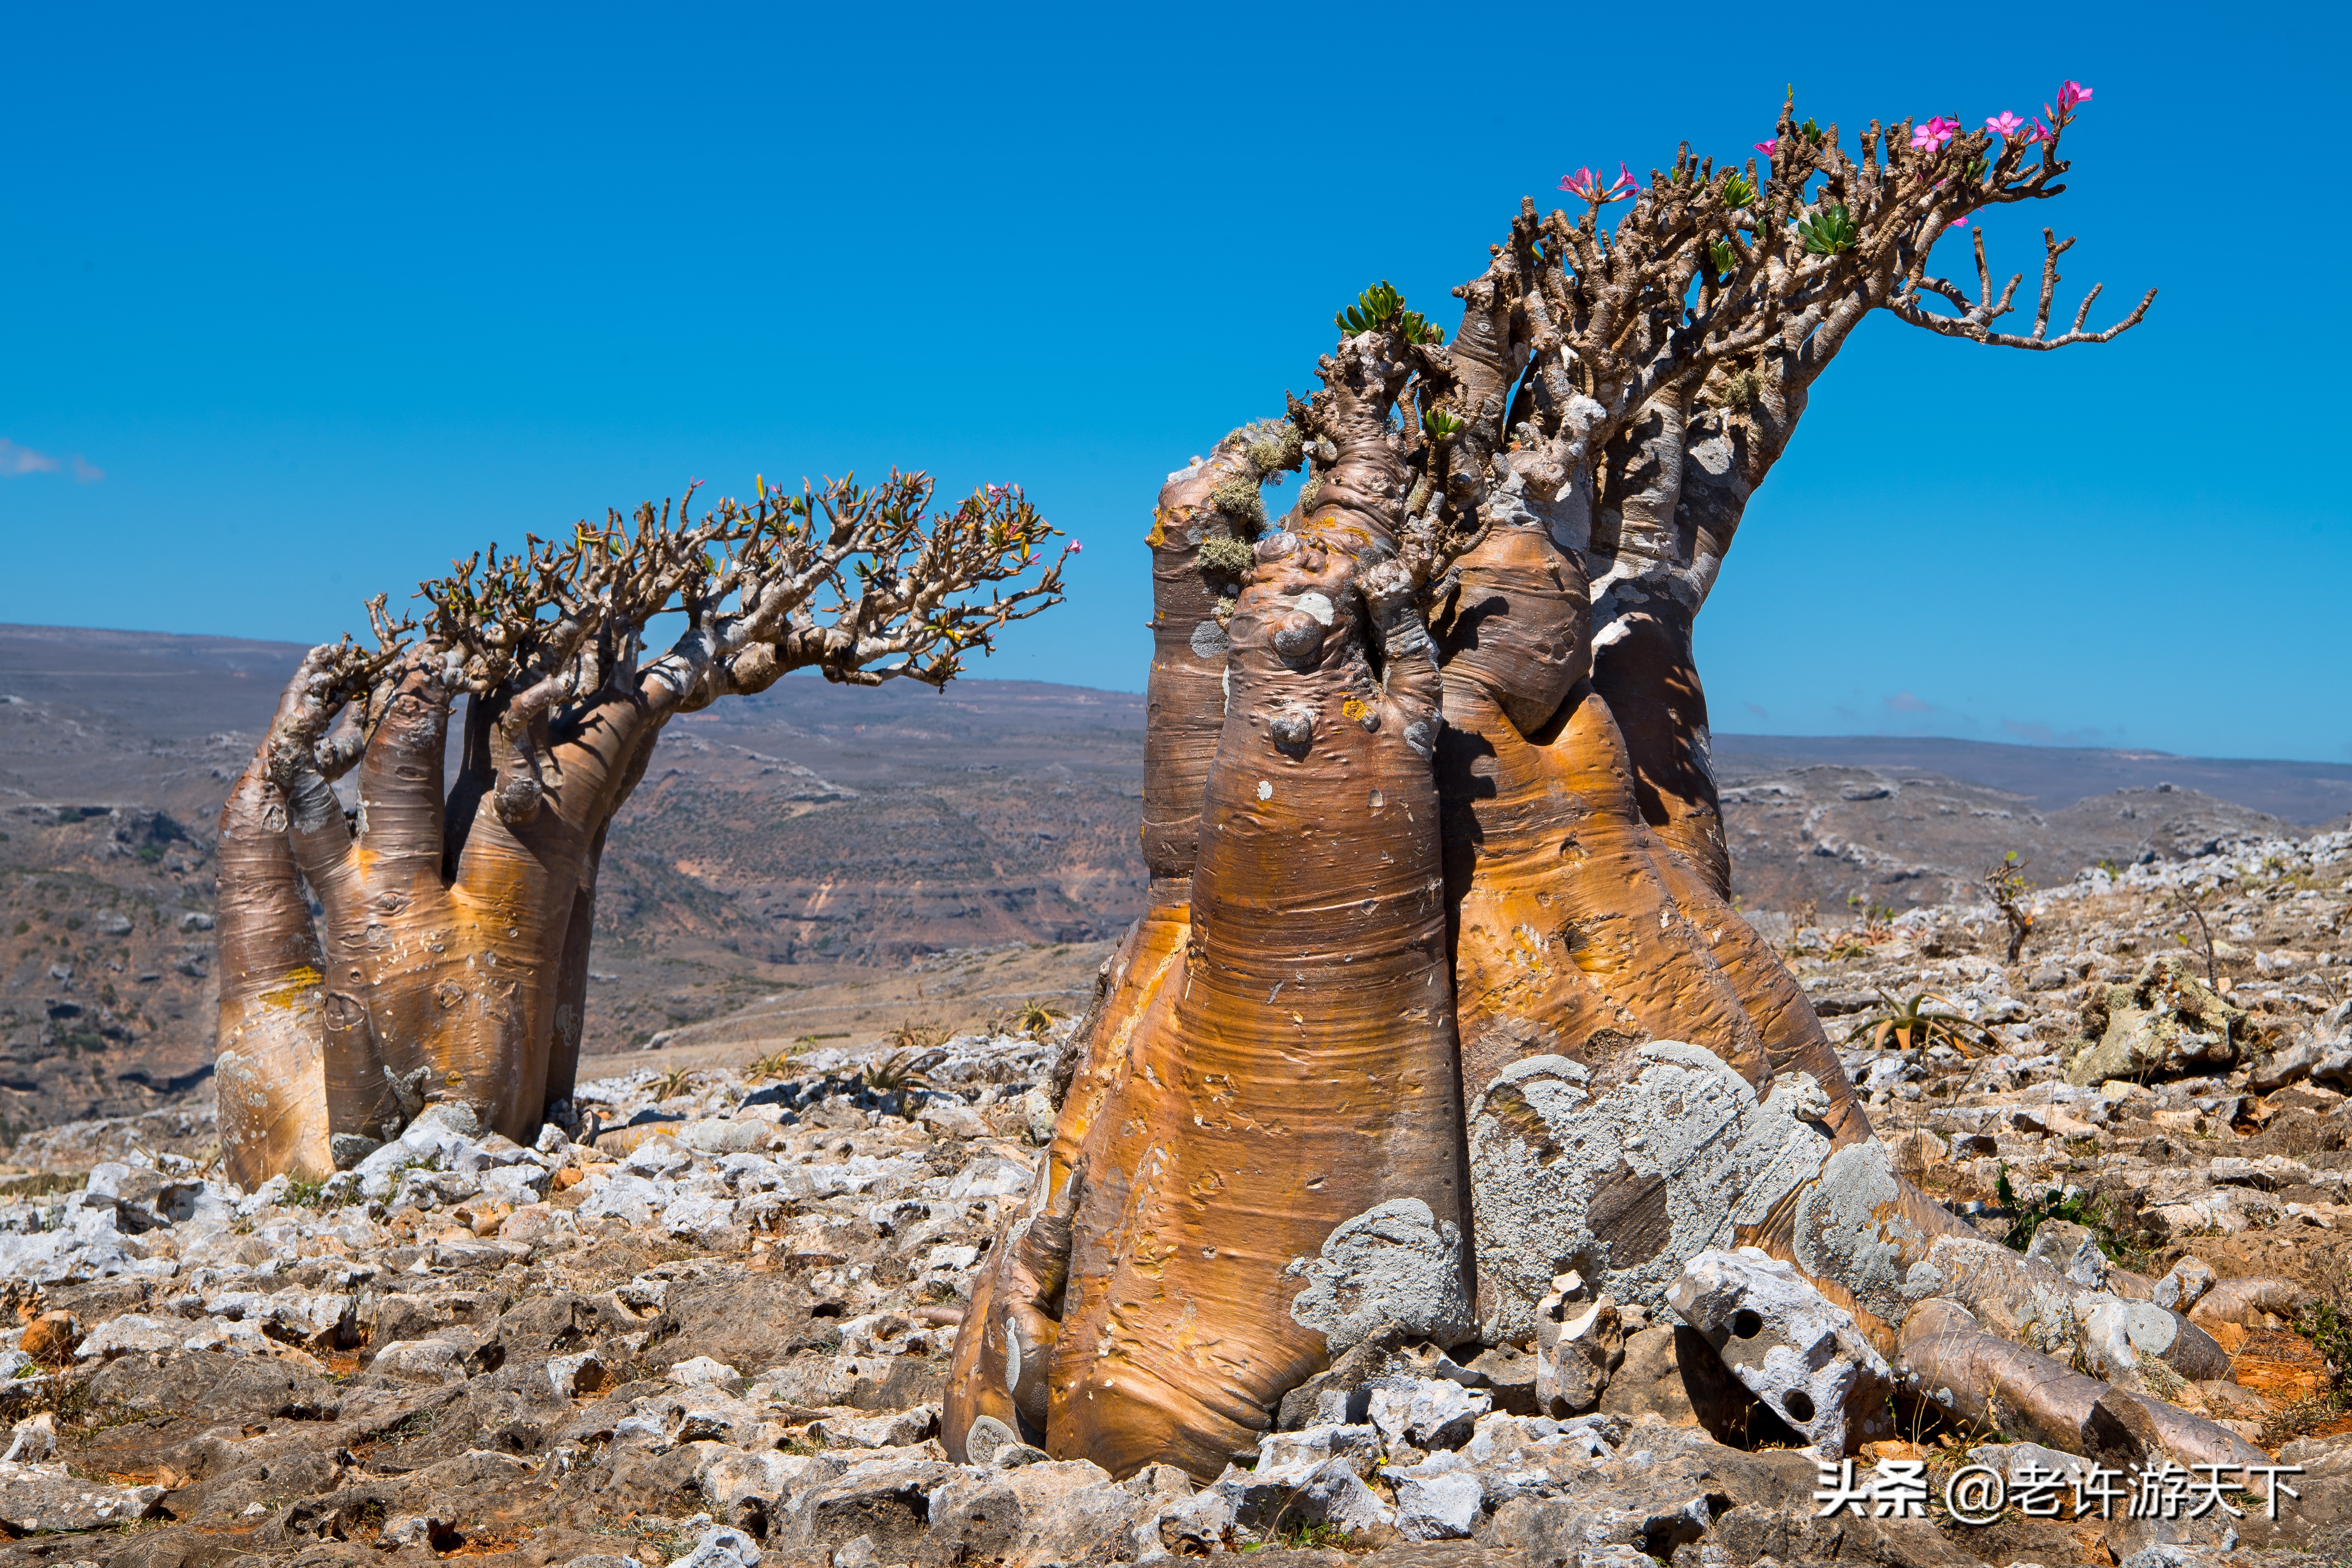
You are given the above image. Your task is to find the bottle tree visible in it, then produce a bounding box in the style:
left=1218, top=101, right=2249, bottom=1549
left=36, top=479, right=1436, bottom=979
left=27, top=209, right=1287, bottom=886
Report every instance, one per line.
left=945, top=84, right=2201, bottom=1478
left=216, top=473, right=1070, bottom=1186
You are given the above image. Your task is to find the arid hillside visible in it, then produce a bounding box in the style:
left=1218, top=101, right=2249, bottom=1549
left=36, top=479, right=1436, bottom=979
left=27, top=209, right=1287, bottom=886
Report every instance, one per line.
left=2, top=621, right=2343, bottom=1135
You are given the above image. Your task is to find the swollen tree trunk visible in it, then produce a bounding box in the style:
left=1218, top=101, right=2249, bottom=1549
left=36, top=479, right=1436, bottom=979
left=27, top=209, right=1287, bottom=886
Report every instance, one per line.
left=215, top=476, right=1071, bottom=1182
left=950, top=90, right=2181, bottom=1478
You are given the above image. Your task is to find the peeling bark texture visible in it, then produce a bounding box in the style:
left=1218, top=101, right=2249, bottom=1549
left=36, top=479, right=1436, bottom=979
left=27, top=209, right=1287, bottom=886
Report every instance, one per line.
left=952, top=89, right=2157, bottom=1480
left=216, top=478, right=1072, bottom=1174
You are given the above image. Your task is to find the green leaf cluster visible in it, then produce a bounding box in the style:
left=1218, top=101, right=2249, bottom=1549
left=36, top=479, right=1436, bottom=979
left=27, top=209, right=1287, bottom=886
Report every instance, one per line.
left=1795, top=204, right=1858, bottom=255
left=1719, top=173, right=1755, bottom=209
left=1421, top=408, right=1465, bottom=441
left=1336, top=281, right=1444, bottom=345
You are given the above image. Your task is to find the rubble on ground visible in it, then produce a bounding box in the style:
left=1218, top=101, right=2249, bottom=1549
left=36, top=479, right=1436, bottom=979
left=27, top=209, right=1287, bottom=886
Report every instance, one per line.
left=0, top=828, right=2349, bottom=1566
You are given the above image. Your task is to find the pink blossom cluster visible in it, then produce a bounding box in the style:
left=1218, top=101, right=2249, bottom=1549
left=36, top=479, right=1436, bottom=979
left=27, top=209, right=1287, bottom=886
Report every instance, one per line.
left=1558, top=163, right=1637, bottom=204
left=1748, top=81, right=2091, bottom=163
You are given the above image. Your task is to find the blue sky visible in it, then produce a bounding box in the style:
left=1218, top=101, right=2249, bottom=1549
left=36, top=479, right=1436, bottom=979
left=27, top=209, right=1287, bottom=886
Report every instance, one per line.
left=2, top=4, right=2342, bottom=760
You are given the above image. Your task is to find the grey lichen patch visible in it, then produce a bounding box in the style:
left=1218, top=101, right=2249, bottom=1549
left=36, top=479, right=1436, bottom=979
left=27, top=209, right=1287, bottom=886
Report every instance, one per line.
left=1287, top=1197, right=1474, bottom=1354
left=1466, top=1043, right=1834, bottom=1338
left=1241, top=419, right=1303, bottom=479
left=1207, top=480, right=1268, bottom=535
left=1791, top=1140, right=1914, bottom=1323
left=1197, top=534, right=1258, bottom=579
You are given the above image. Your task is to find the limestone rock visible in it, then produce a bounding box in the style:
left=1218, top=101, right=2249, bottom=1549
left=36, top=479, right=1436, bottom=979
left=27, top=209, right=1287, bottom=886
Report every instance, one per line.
left=1366, top=1376, right=1491, bottom=1452
left=1666, top=1246, right=1895, bottom=1457
left=1534, top=1272, right=1624, bottom=1417
left=0, top=1461, right=163, bottom=1531
left=2067, top=954, right=2251, bottom=1085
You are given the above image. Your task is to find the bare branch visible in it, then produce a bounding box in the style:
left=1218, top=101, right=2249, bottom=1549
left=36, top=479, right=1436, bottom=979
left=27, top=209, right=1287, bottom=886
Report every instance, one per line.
left=1889, top=227, right=2154, bottom=349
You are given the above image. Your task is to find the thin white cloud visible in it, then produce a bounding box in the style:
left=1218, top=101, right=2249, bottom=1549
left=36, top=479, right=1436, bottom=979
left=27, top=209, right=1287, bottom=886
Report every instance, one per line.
left=0, top=439, right=60, bottom=478
left=70, top=455, right=103, bottom=484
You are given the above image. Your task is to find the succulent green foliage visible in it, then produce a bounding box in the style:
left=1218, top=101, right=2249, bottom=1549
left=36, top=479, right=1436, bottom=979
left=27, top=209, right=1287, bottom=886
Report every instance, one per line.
left=1336, top=281, right=1444, bottom=346
left=1795, top=204, right=1857, bottom=256
left=1241, top=420, right=1303, bottom=478
left=1719, top=173, right=1755, bottom=210
left=1705, top=237, right=1740, bottom=283
left=1197, top=535, right=1258, bottom=579
left=1208, top=478, right=1268, bottom=533
left=1421, top=408, right=1466, bottom=442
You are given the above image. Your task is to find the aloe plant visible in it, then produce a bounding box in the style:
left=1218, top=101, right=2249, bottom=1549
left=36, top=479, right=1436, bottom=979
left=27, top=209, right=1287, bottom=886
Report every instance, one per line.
left=1336, top=281, right=1444, bottom=345
left=1845, top=990, right=2002, bottom=1059
left=1795, top=204, right=1857, bottom=255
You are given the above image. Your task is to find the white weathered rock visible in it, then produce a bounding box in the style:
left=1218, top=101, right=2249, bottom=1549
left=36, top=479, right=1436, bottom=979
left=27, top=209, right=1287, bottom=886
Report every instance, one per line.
left=547, top=1352, right=606, bottom=1398
left=1255, top=1423, right=1380, bottom=1477
left=669, top=1355, right=743, bottom=1388
left=75, top=1314, right=183, bottom=1358
left=665, top=1524, right=762, bottom=1568
left=810, top=1404, right=939, bottom=1449
left=1366, top=1376, right=1491, bottom=1452
left=0, top=1461, right=163, bottom=1530
left=1388, top=1452, right=1484, bottom=1540
left=370, top=1338, right=471, bottom=1384
left=1666, top=1246, right=1894, bottom=1457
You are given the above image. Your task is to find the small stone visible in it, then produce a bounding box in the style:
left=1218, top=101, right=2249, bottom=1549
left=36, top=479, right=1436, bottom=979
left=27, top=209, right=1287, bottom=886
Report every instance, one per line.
left=2154, top=1258, right=2217, bottom=1314
left=1390, top=1457, right=1483, bottom=1541
left=369, top=1338, right=470, bottom=1385
left=665, top=1524, right=762, bottom=1568
left=809, top=1404, right=938, bottom=1449
left=547, top=1352, right=608, bottom=1398
left=18, top=1311, right=77, bottom=1365
left=1366, top=1376, right=1490, bottom=1452
left=669, top=1355, right=743, bottom=1388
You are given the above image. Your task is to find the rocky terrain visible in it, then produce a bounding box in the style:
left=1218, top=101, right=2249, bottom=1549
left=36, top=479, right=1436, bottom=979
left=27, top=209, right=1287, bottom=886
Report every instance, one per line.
left=0, top=823, right=2343, bottom=1566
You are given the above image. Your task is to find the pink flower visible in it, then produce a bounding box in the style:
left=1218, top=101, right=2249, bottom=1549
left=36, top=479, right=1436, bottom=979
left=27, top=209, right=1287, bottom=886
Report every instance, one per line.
left=1909, top=115, right=1960, bottom=152
left=1950, top=216, right=1971, bottom=228
left=1754, top=140, right=1779, bottom=155
left=2018, top=117, right=2053, bottom=144
left=1984, top=110, right=2025, bottom=138
left=2044, top=81, right=2092, bottom=129
left=1559, top=162, right=1638, bottom=204
left=1068, top=541, right=1082, bottom=553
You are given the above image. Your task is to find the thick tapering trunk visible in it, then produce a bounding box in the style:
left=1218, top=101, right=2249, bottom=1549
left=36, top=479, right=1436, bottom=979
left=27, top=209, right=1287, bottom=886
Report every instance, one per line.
left=1590, top=615, right=1727, bottom=898
left=1038, top=343, right=1470, bottom=1479
left=214, top=752, right=334, bottom=1187
left=218, top=656, right=681, bottom=1171
left=943, top=898, right=1190, bottom=1457
left=1139, top=436, right=1262, bottom=889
